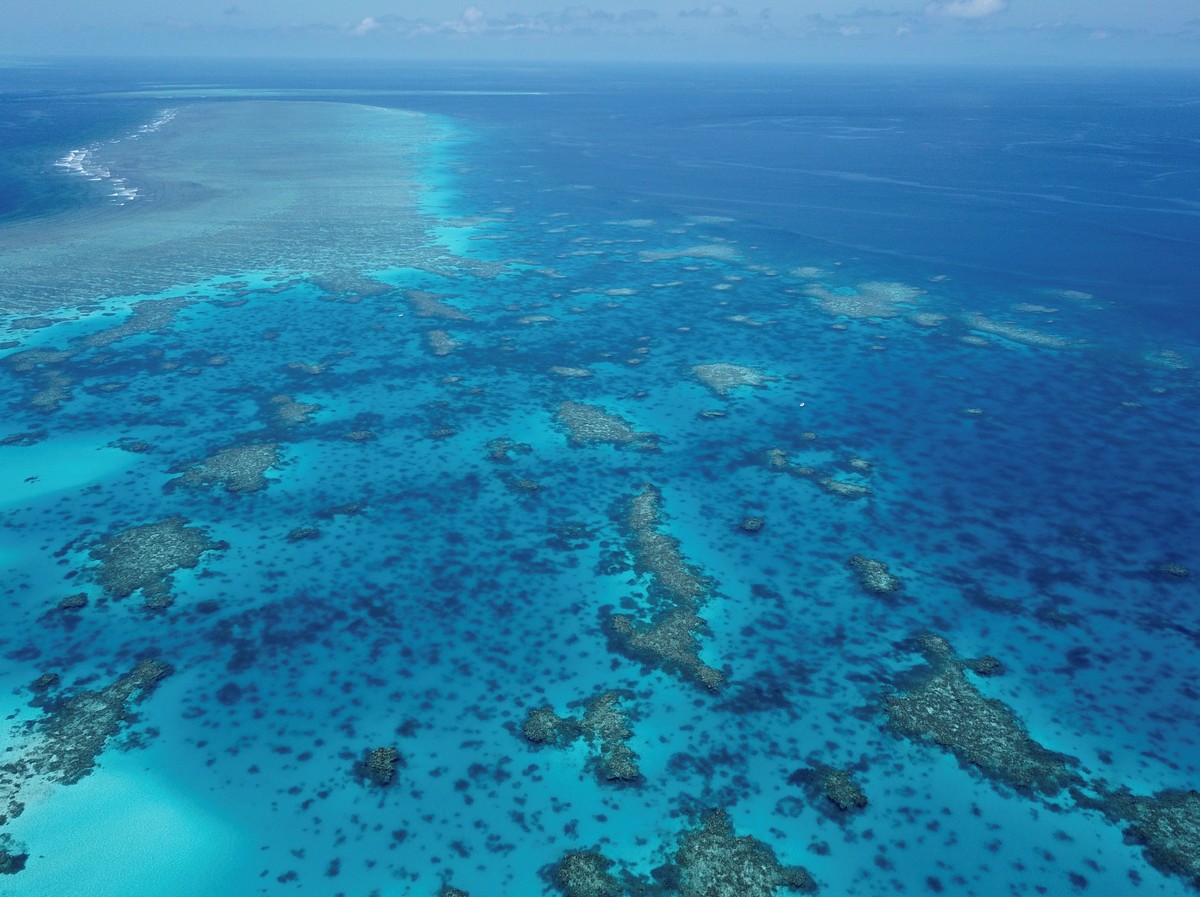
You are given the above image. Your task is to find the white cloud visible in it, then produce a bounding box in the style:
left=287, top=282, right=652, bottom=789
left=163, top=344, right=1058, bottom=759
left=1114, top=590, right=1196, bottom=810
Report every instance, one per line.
left=680, top=4, right=739, bottom=18
left=348, top=6, right=665, bottom=40
left=924, top=0, right=1007, bottom=19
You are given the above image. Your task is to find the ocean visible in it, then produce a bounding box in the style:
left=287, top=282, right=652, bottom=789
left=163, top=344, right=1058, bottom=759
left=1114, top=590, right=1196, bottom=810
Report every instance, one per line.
left=1, top=58, right=1198, bottom=897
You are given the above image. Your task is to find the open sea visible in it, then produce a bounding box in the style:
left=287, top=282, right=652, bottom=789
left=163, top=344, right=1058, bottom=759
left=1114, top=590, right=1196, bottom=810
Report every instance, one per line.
left=1, top=59, right=1199, bottom=897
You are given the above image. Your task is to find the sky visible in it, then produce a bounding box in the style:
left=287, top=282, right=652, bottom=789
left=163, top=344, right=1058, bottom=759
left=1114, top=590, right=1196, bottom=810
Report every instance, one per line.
left=1, top=0, right=1198, bottom=65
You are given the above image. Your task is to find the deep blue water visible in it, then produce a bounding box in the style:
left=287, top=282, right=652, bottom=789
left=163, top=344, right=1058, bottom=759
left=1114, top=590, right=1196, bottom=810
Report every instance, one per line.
left=1, top=59, right=1199, bottom=897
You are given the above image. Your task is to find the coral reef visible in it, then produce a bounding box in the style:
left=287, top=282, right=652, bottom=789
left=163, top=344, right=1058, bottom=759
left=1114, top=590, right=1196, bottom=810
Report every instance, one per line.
left=909, top=311, right=947, bottom=327
left=765, top=448, right=791, bottom=471
left=521, top=706, right=580, bottom=747
left=580, top=692, right=641, bottom=781
left=82, top=297, right=194, bottom=349
left=765, top=447, right=872, bottom=500
left=552, top=850, right=623, bottom=897
left=848, top=555, right=903, bottom=595
left=640, top=244, right=739, bottom=262
left=556, top=401, right=657, bottom=450
left=0, top=834, right=28, bottom=875
left=820, top=767, right=867, bottom=812
left=609, top=610, right=725, bottom=691
left=805, top=280, right=923, bottom=319
left=1098, top=788, right=1200, bottom=889
left=30, top=370, right=73, bottom=411
left=270, top=394, right=320, bottom=426
left=89, top=517, right=224, bottom=608
left=692, top=363, right=773, bottom=397
left=57, top=593, right=88, bottom=611
left=606, top=486, right=725, bottom=689
left=0, top=658, right=173, bottom=817
left=427, top=329, right=459, bottom=356
left=0, top=431, right=49, bottom=446
left=486, top=437, right=533, bottom=463
left=961, top=312, right=1085, bottom=350
left=1155, top=562, right=1190, bottom=578
left=1144, top=348, right=1191, bottom=371
left=789, top=762, right=868, bottom=815
left=311, top=271, right=395, bottom=299
left=547, top=810, right=813, bottom=897
left=673, top=808, right=816, bottom=897
left=359, top=746, right=402, bottom=787
left=625, top=486, right=709, bottom=606
left=406, top=289, right=472, bottom=320
left=816, top=478, right=871, bottom=500
left=520, top=692, right=640, bottom=782
left=171, top=442, right=280, bottom=494
left=885, top=634, right=1081, bottom=798
left=504, top=476, right=541, bottom=493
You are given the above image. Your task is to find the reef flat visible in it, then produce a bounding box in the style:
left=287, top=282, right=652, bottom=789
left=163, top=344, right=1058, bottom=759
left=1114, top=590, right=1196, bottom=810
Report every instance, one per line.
left=0, top=102, right=467, bottom=314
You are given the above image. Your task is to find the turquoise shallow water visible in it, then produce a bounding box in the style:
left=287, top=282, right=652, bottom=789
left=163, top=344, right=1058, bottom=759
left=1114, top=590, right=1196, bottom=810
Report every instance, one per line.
left=1, top=62, right=1199, bottom=897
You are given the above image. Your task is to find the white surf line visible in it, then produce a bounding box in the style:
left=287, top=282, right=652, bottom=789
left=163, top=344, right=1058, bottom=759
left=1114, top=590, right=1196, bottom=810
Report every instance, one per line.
left=53, top=108, right=177, bottom=206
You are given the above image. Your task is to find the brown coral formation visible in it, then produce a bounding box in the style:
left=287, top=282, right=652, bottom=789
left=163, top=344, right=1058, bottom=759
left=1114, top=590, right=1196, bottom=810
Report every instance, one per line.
left=82, top=297, right=194, bottom=349
left=805, top=280, right=923, bottom=319
left=610, top=610, right=724, bottom=691
left=548, top=810, right=814, bottom=897
left=520, top=692, right=641, bottom=783
left=0, top=835, right=27, bottom=875
left=848, top=555, right=903, bottom=595
left=427, top=329, right=459, bottom=357
left=552, top=850, right=623, bottom=897
left=0, top=658, right=173, bottom=835
left=789, top=762, right=868, bottom=816
left=606, top=486, right=725, bottom=690
left=817, top=478, right=872, bottom=500
left=555, top=401, right=657, bottom=450
left=486, top=437, right=533, bottom=463
left=639, top=244, right=739, bottom=262
left=674, top=809, right=816, bottom=897
left=1098, top=789, right=1200, bottom=889
left=311, top=271, right=395, bottom=299
left=961, top=312, right=1085, bottom=350
left=360, top=746, right=402, bottom=787
left=885, top=634, right=1081, bottom=798
left=691, top=363, right=773, bottom=398
left=406, top=289, right=472, bottom=321
left=90, top=517, right=224, bottom=608
left=580, top=692, right=641, bottom=782
left=171, top=442, right=280, bottom=494
left=1155, top=562, right=1189, bottom=578
left=29, top=370, right=74, bottom=411
left=521, top=706, right=579, bottom=746
left=766, top=447, right=872, bottom=501
left=270, top=394, right=320, bottom=426
left=550, top=366, right=592, bottom=378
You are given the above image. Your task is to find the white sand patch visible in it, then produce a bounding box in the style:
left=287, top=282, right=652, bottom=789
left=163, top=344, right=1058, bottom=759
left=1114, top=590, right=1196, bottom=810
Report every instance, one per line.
left=0, top=437, right=136, bottom=511
left=6, top=751, right=247, bottom=897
